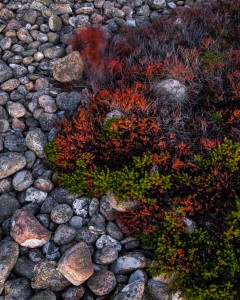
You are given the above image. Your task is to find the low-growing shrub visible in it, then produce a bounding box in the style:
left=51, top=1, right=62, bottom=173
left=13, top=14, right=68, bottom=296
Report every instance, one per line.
left=46, top=0, right=240, bottom=298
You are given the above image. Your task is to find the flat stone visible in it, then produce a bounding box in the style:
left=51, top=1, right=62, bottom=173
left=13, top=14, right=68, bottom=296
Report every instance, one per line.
left=0, top=60, right=13, bottom=83
left=0, top=194, right=20, bottom=224
left=87, top=270, right=116, bottom=296
left=31, top=260, right=70, bottom=291
left=58, top=242, right=94, bottom=286
left=53, top=51, right=84, bottom=83
left=0, top=152, right=26, bottom=179
left=26, top=128, right=47, bottom=158
left=110, top=252, right=147, bottom=274
left=10, top=209, right=51, bottom=248
left=112, top=279, right=145, bottom=300
left=0, top=240, right=19, bottom=294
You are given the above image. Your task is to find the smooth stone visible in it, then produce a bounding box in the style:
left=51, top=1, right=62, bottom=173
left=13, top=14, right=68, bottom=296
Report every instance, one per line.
left=0, top=152, right=26, bottom=179
left=26, top=128, right=47, bottom=158
left=0, top=194, right=20, bottom=224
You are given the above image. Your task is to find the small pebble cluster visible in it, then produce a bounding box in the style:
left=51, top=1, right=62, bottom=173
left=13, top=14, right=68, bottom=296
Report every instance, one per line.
left=0, top=0, right=200, bottom=299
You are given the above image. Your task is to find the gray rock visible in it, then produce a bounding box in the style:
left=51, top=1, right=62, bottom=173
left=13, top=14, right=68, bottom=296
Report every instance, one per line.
left=0, top=91, right=9, bottom=105
left=0, top=194, right=20, bottom=224
left=7, top=102, right=26, bottom=118
left=23, top=9, right=39, bottom=24
left=17, top=28, right=33, bottom=44
left=146, top=279, right=169, bottom=300
left=25, top=151, right=36, bottom=169
left=4, top=278, right=33, bottom=300
left=137, top=4, right=150, bottom=16
left=0, top=119, right=9, bottom=133
left=50, top=3, right=73, bottom=15
left=94, top=246, right=118, bottom=265
left=29, top=249, right=44, bottom=264
left=129, top=270, right=148, bottom=284
left=25, top=187, right=48, bottom=204
left=62, top=286, right=85, bottom=300
left=4, top=133, right=28, bottom=152
left=0, top=60, right=13, bottom=84
left=69, top=216, right=83, bottom=229
left=148, top=0, right=166, bottom=9
left=39, top=113, right=58, bottom=132
left=96, top=234, right=122, bottom=252
left=42, top=241, right=60, bottom=259
left=100, top=196, right=120, bottom=221
left=26, top=128, right=47, bottom=158
left=43, top=46, right=65, bottom=59
left=89, top=198, right=99, bottom=217
left=73, top=197, right=89, bottom=218
left=56, top=92, right=82, bottom=111
left=110, top=252, right=147, bottom=274
left=0, top=152, right=26, bottom=179
left=89, top=213, right=106, bottom=234
left=75, top=227, right=99, bottom=245
left=51, top=204, right=73, bottom=224
left=0, top=240, right=19, bottom=294
left=13, top=256, right=36, bottom=280
left=87, top=270, right=116, bottom=296
left=30, top=290, right=56, bottom=300
left=49, top=15, right=63, bottom=32
left=40, top=197, right=58, bottom=214
left=31, top=260, right=70, bottom=291
left=11, top=64, right=28, bottom=78
left=106, top=221, right=124, bottom=240
left=112, top=279, right=145, bottom=300
left=53, top=224, right=76, bottom=245
left=31, top=30, right=48, bottom=43
left=69, top=15, right=89, bottom=27
left=38, top=95, right=57, bottom=113
left=0, top=37, right=12, bottom=50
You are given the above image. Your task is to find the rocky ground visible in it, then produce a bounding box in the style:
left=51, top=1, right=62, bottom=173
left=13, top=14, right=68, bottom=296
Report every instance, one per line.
left=0, top=0, right=201, bottom=299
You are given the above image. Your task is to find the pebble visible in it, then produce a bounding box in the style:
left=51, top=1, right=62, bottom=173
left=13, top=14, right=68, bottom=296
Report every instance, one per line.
left=87, top=270, right=117, bottom=296
left=0, top=194, right=20, bottom=224
left=51, top=204, right=73, bottom=224
left=56, top=92, right=82, bottom=111
left=7, top=102, right=26, bottom=118
left=25, top=187, right=48, bottom=204
left=75, top=226, right=99, bottom=245
left=58, top=242, right=94, bottom=286
left=31, top=259, right=70, bottom=291
left=4, top=278, right=33, bottom=300
left=0, top=152, right=26, bottom=179
left=4, top=133, right=28, bottom=152
left=106, top=221, right=124, bottom=240
left=0, top=91, right=9, bottom=105
left=113, top=279, right=145, bottom=300
left=38, top=94, right=57, bottom=113
left=69, top=216, right=83, bottom=229
left=0, top=60, right=13, bottom=84
left=73, top=197, right=89, bottom=218
left=0, top=240, right=19, bottom=294
left=53, top=224, right=76, bottom=245
left=96, top=234, right=122, bottom=252
left=0, top=119, right=9, bottom=132
left=26, top=128, right=47, bottom=158
left=12, top=170, right=33, bottom=191
left=1, top=78, right=20, bottom=91
left=39, top=112, right=58, bottom=131
left=11, top=209, right=51, bottom=248
left=110, top=252, right=147, bottom=274
left=49, top=15, right=63, bottom=32
left=94, top=246, right=118, bottom=265
left=34, top=177, right=54, bottom=192
left=69, top=15, right=90, bottom=27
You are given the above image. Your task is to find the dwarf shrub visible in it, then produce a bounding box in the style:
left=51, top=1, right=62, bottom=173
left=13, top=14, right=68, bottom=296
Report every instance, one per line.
left=46, top=0, right=240, bottom=298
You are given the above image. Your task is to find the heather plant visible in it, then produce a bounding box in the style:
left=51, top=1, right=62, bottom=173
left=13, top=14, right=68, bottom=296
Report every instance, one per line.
left=46, top=0, right=240, bottom=298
